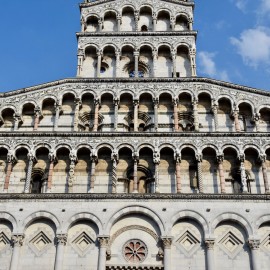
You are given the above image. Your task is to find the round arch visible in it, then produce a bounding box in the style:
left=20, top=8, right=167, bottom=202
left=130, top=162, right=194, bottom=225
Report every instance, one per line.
left=0, top=212, right=17, bottom=232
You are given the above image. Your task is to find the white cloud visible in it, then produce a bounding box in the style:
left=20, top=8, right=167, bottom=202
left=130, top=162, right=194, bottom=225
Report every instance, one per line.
left=230, top=27, right=270, bottom=67
left=198, top=51, right=230, bottom=81
left=234, top=0, right=248, bottom=12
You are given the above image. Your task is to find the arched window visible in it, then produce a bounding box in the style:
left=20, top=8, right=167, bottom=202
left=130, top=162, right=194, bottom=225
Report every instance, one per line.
left=141, top=25, right=148, bottom=32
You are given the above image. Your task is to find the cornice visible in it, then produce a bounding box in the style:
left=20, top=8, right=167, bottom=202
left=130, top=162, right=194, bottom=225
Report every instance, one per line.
left=0, top=193, right=269, bottom=201
left=80, top=0, right=194, bottom=9
left=0, top=132, right=269, bottom=137
left=76, top=31, right=198, bottom=38
left=0, top=77, right=269, bottom=98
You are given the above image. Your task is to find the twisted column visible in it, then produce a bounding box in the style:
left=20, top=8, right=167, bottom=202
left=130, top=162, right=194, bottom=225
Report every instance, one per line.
left=190, top=49, right=197, bottom=77
left=54, top=234, right=68, bottom=270
left=153, top=13, right=157, bottom=31
left=89, top=153, right=98, bottom=193
left=205, top=239, right=215, bottom=270
left=68, top=152, right=77, bottom=193
left=111, top=152, right=118, bottom=194
left=133, top=152, right=139, bottom=193
left=239, top=154, right=248, bottom=193
left=152, top=49, right=158, bottom=77
left=34, top=106, right=42, bottom=131
left=114, top=99, right=119, bottom=131
left=47, top=152, right=56, bottom=192
left=10, top=234, right=24, bottom=270
left=77, top=49, right=84, bottom=76
left=217, top=155, right=226, bottom=193
left=248, top=239, right=260, bottom=270
left=175, top=153, right=182, bottom=193
left=4, top=153, right=15, bottom=191
left=93, top=99, right=100, bottom=132
left=212, top=103, right=219, bottom=131
left=193, top=100, right=199, bottom=132
left=161, top=237, right=172, bottom=270
left=196, top=154, right=203, bottom=193
left=73, top=98, right=81, bottom=132
left=233, top=109, right=241, bottom=132
left=133, top=100, right=139, bottom=132
left=54, top=101, right=61, bottom=131
left=97, top=236, right=110, bottom=270
left=135, top=11, right=139, bottom=31
left=173, top=98, right=179, bottom=132
left=24, top=153, right=35, bottom=193
left=153, top=98, right=159, bottom=131
left=153, top=150, right=160, bottom=193
left=260, top=155, right=270, bottom=193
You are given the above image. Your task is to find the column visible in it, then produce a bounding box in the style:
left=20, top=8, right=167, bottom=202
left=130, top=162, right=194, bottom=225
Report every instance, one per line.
left=24, top=153, right=35, bottom=193
left=133, top=152, right=139, bottom=193
left=133, top=100, right=139, bottom=132
left=77, top=49, right=84, bottom=76
left=111, top=152, right=118, bottom=194
left=114, top=98, right=119, bottom=131
left=117, top=15, right=121, bottom=31
left=134, top=51, right=139, bottom=78
left=93, top=99, right=100, bottom=132
left=34, top=106, right=42, bottom=131
left=173, top=98, right=179, bottom=132
left=153, top=13, right=157, bottom=31
left=233, top=109, right=241, bottom=132
left=135, top=11, right=139, bottom=31
left=248, top=239, right=261, bottom=270
left=253, top=113, right=261, bottom=132
left=54, top=102, right=61, bottom=131
left=89, top=153, right=97, bottom=193
left=153, top=150, right=160, bottom=193
left=205, top=239, right=215, bottom=270
left=188, top=19, right=193, bottom=31
left=193, top=100, right=199, bottom=132
left=190, top=49, right=197, bottom=77
left=98, top=18, right=103, bottom=32
left=47, top=153, right=56, bottom=192
left=4, top=153, right=15, bottom=191
left=115, top=50, right=121, bottom=78
left=212, top=103, right=219, bottom=132
left=97, top=50, right=102, bottom=78
left=68, top=153, right=77, bottom=193
left=260, top=155, right=270, bottom=193
left=13, top=113, right=21, bottom=131
left=153, top=98, right=159, bottom=131
left=80, top=18, right=86, bottom=32
left=161, top=237, right=172, bottom=270
left=171, top=50, right=177, bottom=78
left=170, top=17, right=175, bottom=31
left=175, top=153, right=182, bottom=193
left=73, top=98, right=81, bottom=132
left=10, top=234, right=24, bottom=270
left=239, top=154, right=248, bottom=193
left=152, top=49, right=158, bottom=77
left=217, top=155, right=226, bottom=193
left=196, top=154, right=203, bottom=193
left=97, top=236, right=109, bottom=270
left=54, top=234, right=68, bottom=270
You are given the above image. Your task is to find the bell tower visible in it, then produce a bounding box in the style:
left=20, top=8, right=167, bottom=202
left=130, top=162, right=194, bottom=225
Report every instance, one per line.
left=77, top=0, right=197, bottom=78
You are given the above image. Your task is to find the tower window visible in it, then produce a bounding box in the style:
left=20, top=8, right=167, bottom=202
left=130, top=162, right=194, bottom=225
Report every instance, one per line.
left=141, top=25, right=148, bottom=32
left=100, top=67, right=106, bottom=74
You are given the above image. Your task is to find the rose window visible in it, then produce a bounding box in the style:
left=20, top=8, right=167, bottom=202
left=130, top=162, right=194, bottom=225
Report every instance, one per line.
left=123, top=239, right=148, bottom=263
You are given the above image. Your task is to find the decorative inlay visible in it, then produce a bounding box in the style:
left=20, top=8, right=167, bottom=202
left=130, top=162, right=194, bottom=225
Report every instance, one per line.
left=71, top=231, right=94, bottom=256
left=0, top=232, right=10, bottom=252
left=123, top=239, right=148, bottom=263
left=175, top=230, right=200, bottom=256
left=260, top=234, right=270, bottom=253
left=28, top=231, right=53, bottom=256
left=218, top=231, right=243, bottom=258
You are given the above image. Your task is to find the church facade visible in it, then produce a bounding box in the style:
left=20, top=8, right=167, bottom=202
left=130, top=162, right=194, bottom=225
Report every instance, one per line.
left=0, top=0, right=270, bottom=269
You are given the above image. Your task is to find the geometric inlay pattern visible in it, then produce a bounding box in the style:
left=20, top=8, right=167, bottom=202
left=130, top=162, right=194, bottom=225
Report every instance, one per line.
left=123, top=239, right=148, bottom=264
left=218, top=231, right=243, bottom=259
left=0, top=232, right=10, bottom=252
left=260, top=233, right=270, bottom=253
left=28, top=231, right=53, bottom=256
left=71, top=231, right=94, bottom=257
left=175, top=230, right=201, bottom=257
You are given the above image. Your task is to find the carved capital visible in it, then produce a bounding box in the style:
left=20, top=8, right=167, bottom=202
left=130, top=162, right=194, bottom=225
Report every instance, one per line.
left=153, top=150, right=160, bottom=164
left=7, top=152, right=16, bottom=164
left=161, top=237, right=172, bottom=248
left=94, top=98, right=100, bottom=106
left=133, top=100, right=139, bottom=107
left=205, top=239, right=215, bottom=250
left=196, top=154, right=202, bottom=162
left=11, top=234, right=25, bottom=247
left=98, top=236, right=110, bottom=248
left=259, top=154, right=266, bottom=164
left=248, top=239, right=260, bottom=250
left=56, top=234, right=68, bottom=246
left=216, top=155, right=224, bottom=164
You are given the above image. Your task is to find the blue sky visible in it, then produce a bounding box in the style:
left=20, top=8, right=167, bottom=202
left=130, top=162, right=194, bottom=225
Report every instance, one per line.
left=0, top=0, right=269, bottom=92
